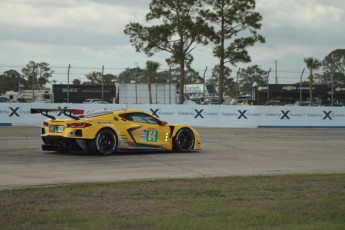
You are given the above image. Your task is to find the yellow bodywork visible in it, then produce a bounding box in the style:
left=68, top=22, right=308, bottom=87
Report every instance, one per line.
left=39, top=109, right=200, bottom=152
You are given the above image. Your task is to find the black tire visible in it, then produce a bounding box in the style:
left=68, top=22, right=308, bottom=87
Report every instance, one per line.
left=88, top=129, right=117, bottom=156
left=173, top=128, right=195, bottom=152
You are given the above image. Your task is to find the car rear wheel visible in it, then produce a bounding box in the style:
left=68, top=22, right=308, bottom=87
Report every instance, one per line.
left=88, top=129, right=117, bottom=156
left=173, top=128, right=195, bottom=152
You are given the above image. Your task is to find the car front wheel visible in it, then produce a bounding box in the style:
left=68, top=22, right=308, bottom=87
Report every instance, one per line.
left=173, top=128, right=195, bottom=152
left=88, top=129, right=117, bottom=156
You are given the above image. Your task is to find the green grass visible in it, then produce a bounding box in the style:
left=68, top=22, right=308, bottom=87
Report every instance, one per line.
left=1, top=174, right=345, bottom=230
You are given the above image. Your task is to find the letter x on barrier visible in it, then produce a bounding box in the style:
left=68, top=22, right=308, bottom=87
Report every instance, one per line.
left=9, top=107, right=20, bottom=117
left=237, top=110, right=247, bottom=119
left=194, top=109, right=204, bottom=118
left=150, top=109, right=159, bottom=117
left=323, top=111, right=332, bottom=120
left=281, top=110, right=290, bottom=119
left=57, top=107, right=68, bottom=116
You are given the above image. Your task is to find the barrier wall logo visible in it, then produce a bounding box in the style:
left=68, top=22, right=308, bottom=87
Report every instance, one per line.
left=323, top=111, right=332, bottom=120
left=194, top=109, right=204, bottom=119
left=9, top=107, right=20, bottom=117
left=280, top=110, right=290, bottom=120
left=150, top=109, right=159, bottom=117
left=57, top=106, right=69, bottom=116
left=237, top=110, right=247, bottom=119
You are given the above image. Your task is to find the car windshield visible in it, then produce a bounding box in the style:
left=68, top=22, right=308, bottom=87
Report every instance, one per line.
left=83, top=110, right=113, bottom=118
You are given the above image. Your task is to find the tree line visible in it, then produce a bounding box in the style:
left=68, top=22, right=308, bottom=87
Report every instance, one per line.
left=0, top=60, right=266, bottom=98
left=1, top=48, right=344, bottom=100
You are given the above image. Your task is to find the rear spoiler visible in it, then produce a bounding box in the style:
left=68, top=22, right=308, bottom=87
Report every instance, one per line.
left=31, top=108, right=84, bottom=120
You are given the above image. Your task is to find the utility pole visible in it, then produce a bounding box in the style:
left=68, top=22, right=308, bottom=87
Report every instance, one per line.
left=331, top=53, right=335, bottom=106
left=67, top=64, right=71, bottom=103
left=266, top=68, right=271, bottom=105
left=331, top=67, right=334, bottom=106
left=168, top=79, right=171, bottom=104
left=135, top=64, right=139, bottom=104
left=236, top=68, right=240, bottom=99
left=101, top=65, right=104, bottom=101
left=275, top=60, right=278, bottom=84
left=31, top=63, right=36, bottom=102
left=299, top=68, right=305, bottom=103
left=203, top=67, right=207, bottom=100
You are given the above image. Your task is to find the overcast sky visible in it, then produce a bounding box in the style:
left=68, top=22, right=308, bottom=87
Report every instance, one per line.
left=0, top=0, right=344, bottom=84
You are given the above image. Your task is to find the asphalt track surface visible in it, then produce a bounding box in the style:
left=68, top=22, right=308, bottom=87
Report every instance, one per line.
left=1, top=126, right=345, bottom=190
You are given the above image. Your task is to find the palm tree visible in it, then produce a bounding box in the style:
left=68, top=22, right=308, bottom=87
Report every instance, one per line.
left=146, top=61, right=160, bottom=104
left=304, top=57, right=322, bottom=105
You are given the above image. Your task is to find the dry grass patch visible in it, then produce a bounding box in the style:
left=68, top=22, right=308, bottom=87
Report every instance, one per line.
left=1, top=174, right=345, bottom=230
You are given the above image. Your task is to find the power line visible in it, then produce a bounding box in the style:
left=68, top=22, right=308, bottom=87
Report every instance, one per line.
left=1, top=63, right=323, bottom=84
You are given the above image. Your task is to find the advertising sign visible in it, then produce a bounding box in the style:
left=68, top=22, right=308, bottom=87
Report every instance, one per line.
left=1, top=103, right=345, bottom=128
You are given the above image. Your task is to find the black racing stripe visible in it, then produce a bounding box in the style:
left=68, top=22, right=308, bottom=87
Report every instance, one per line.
left=127, top=126, right=142, bottom=144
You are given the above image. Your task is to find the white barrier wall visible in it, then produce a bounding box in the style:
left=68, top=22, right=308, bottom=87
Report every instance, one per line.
left=1, top=103, right=345, bottom=128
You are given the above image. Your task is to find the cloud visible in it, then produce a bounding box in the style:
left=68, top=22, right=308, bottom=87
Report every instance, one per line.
left=0, top=0, right=148, bottom=47
left=254, top=0, right=345, bottom=68
left=258, top=0, right=343, bottom=28
left=0, top=0, right=344, bottom=84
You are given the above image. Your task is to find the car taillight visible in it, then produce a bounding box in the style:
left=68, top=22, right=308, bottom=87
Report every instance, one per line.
left=43, top=122, right=49, bottom=127
left=67, top=123, right=91, bottom=128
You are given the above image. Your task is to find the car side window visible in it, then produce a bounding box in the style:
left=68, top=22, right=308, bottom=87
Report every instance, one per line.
left=119, top=113, right=132, bottom=121
left=131, top=113, right=160, bottom=125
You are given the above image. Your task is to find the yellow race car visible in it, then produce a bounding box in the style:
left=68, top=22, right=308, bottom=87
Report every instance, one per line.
left=31, top=108, right=200, bottom=155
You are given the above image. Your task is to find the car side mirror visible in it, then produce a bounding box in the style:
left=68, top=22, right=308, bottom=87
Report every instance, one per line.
left=160, top=121, right=168, bottom=125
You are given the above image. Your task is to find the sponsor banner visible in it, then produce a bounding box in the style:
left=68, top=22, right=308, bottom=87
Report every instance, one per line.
left=0, top=103, right=127, bottom=126
left=1, top=103, right=345, bottom=128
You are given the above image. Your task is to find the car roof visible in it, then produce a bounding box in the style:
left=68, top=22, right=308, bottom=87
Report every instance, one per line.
left=85, top=109, right=151, bottom=117
left=112, top=109, right=149, bottom=115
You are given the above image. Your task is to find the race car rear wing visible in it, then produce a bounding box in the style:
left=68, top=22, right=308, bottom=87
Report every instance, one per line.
left=31, top=108, right=84, bottom=120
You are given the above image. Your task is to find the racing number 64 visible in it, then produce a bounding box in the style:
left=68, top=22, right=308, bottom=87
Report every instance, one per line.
left=146, top=130, right=158, bottom=142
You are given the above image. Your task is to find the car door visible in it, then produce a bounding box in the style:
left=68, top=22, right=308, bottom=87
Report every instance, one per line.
left=126, top=112, right=171, bottom=147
